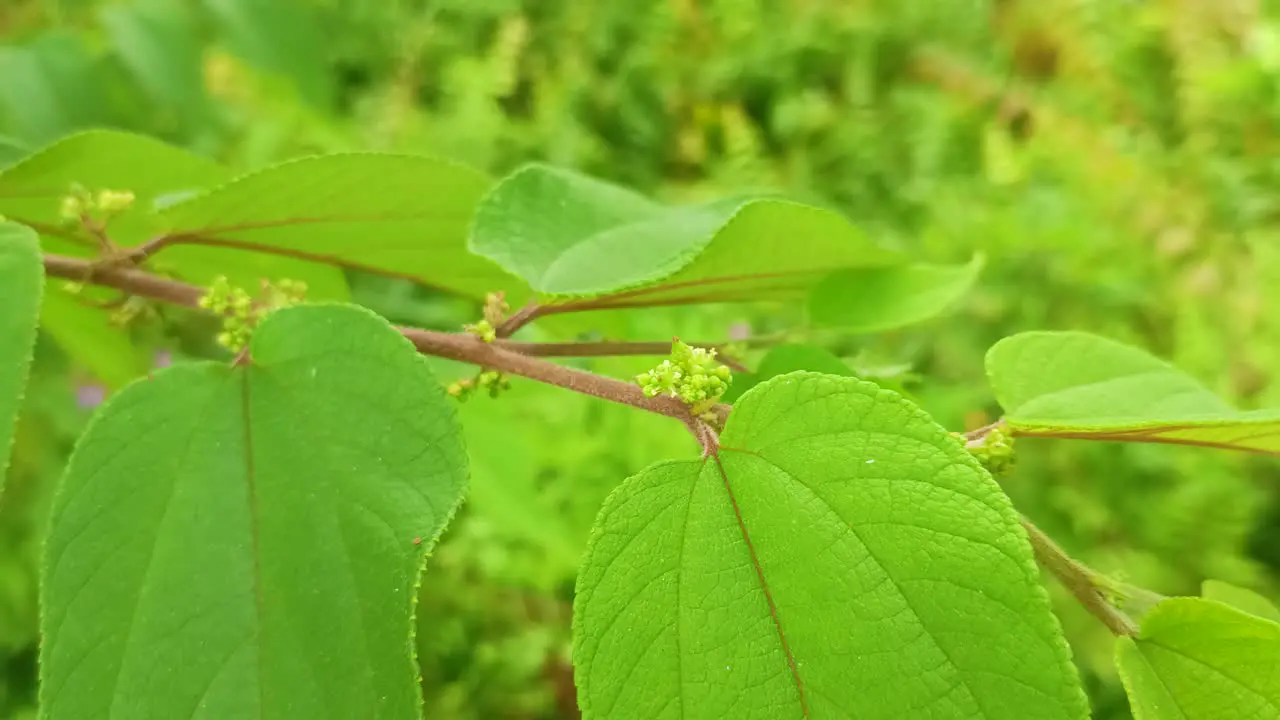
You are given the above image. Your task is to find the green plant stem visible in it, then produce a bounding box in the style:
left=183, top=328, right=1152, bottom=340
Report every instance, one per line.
left=41, top=253, right=708, bottom=435
left=1019, top=515, right=1139, bottom=637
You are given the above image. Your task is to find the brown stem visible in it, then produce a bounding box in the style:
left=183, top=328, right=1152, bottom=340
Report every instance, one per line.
left=43, top=253, right=1141, bottom=637
left=44, top=253, right=205, bottom=305
left=40, top=253, right=707, bottom=434
left=1020, top=515, right=1138, bottom=637
left=399, top=327, right=702, bottom=430
left=495, top=300, right=544, bottom=337
left=493, top=338, right=751, bottom=372
left=964, top=419, right=1005, bottom=442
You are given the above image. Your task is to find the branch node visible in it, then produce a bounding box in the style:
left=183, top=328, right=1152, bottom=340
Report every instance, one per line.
left=495, top=300, right=543, bottom=338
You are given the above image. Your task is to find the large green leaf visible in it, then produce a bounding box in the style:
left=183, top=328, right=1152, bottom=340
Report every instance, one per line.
left=40, top=304, right=467, bottom=719
left=1115, top=598, right=1280, bottom=719
left=0, top=130, right=349, bottom=300
left=574, top=372, right=1087, bottom=719
left=469, top=164, right=901, bottom=302
left=158, top=154, right=521, bottom=300
left=0, top=222, right=42, bottom=490
left=808, top=256, right=983, bottom=332
left=0, top=130, right=225, bottom=228
left=986, top=331, right=1280, bottom=455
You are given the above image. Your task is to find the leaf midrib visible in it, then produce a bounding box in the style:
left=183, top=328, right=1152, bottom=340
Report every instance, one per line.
left=720, top=446, right=1074, bottom=719
left=239, top=368, right=266, bottom=718
left=710, top=453, right=809, bottom=718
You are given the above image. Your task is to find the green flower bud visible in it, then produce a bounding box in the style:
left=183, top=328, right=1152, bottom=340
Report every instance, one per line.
left=59, top=195, right=85, bottom=221
left=465, top=319, right=497, bottom=343
left=635, top=339, right=733, bottom=408
left=96, top=189, right=136, bottom=214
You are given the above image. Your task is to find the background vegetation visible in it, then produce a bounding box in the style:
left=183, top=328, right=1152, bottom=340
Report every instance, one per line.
left=2, top=0, right=1279, bottom=717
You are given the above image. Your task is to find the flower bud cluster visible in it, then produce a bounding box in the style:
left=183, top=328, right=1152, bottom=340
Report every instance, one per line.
left=636, top=340, right=732, bottom=409
left=448, top=370, right=510, bottom=401
left=952, top=425, right=1016, bottom=475
left=464, top=319, right=497, bottom=343
left=197, top=276, right=307, bottom=352
left=59, top=184, right=136, bottom=223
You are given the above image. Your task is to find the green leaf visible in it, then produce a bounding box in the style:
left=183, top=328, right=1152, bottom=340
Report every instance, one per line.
left=808, top=256, right=983, bottom=332
left=0, top=130, right=349, bottom=300
left=0, top=130, right=226, bottom=224
left=0, top=33, right=113, bottom=146
left=39, top=285, right=149, bottom=389
left=40, top=304, right=467, bottom=719
left=574, top=372, right=1087, bottom=719
left=101, top=1, right=210, bottom=132
left=0, top=135, right=29, bottom=168
left=1201, top=580, right=1280, bottom=623
left=203, top=0, right=334, bottom=109
left=1115, top=598, right=1280, bottom=719
left=720, top=344, right=854, bottom=403
left=0, top=222, right=42, bottom=489
left=469, top=164, right=900, bottom=302
left=159, top=154, right=520, bottom=300
left=986, top=331, right=1280, bottom=455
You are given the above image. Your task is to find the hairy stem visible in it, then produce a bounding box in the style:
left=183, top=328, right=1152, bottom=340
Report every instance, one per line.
left=41, top=253, right=1145, bottom=635
left=41, top=253, right=706, bottom=434
left=493, top=338, right=751, bottom=372
left=495, top=300, right=544, bottom=337
left=1020, top=515, right=1139, bottom=637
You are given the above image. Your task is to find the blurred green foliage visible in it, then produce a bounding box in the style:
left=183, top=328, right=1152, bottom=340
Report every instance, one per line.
left=3, top=0, right=1279, bottom=717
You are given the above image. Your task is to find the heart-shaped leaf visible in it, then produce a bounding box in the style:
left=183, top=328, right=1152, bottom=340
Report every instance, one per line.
left=469, top=164, right=902, bottom=303
left=41, top=304, right=467, bottom=719
left=574, top=372, right=1087, bottom=719
left=0, top=221, right=42, bottom=490
left=1115, top=598, right=1280, bottom=719
left=986, top=331, right=1280, bottom=455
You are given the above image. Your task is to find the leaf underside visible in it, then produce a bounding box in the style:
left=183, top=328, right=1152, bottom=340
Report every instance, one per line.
left=471, top=164, right=911, bottom=301
left=574, top=372, right=1088, bottom=720
left=0, top=221, right=43, bottom=489
left=807, top=256, right=983, bottom=332
left=0, top=131, right=350, bottom=386
left=159, top=153, right=520, bottom=301
left=986, top=331, right=1280, bottom=455
left=1115, top=598, right=1280, bottom=720
left=40, top=304, right=468, bottom=719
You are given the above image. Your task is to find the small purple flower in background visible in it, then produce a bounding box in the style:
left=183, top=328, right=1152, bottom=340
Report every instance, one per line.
left=75, top=384, right=106, bottom=409
left=728, top=322, right=752, bottom=341
left=154, top=350, right=173, bottom=369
